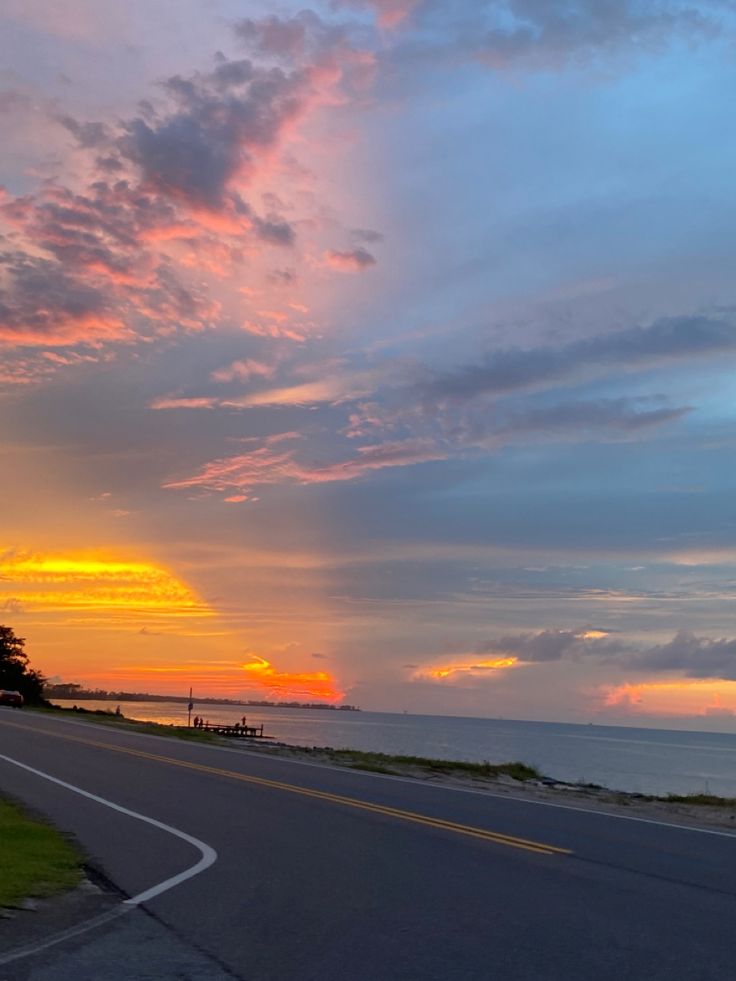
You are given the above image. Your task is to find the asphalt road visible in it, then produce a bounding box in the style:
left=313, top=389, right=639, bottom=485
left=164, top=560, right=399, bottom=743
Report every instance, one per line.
left=1, top=708, right=736, bottom=980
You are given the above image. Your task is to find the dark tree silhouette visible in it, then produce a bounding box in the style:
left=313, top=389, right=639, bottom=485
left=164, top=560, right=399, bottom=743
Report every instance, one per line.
left=0, top=625, right=45, bottom=704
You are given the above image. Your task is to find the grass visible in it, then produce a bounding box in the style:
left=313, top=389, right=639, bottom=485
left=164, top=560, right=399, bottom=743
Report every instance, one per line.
left=659, top=793, right=736, bottom=808
left=348, top=761, right=399, bottom=775
left=33, top=704, right=218, bottom=744
left=313, top=748, right=541, bottom=782
left=32, top=706, right=536, bottom=782
left=0, top=798, right=82, bottom=908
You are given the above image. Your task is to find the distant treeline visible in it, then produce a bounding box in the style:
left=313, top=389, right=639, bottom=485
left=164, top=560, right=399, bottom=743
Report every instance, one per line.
left=44, top=682, right=359, bottom=711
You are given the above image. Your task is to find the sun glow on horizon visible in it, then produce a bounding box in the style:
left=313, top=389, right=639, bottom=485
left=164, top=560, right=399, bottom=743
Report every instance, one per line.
left=601, top=679, right=736, bottom=717
left=242, top=654, right=344, bottom=702
left=0, top=548, right=210, bottom=617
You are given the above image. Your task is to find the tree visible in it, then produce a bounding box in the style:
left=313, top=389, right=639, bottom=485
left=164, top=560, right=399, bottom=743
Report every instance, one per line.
left=0, top=625, right=45, bottom=704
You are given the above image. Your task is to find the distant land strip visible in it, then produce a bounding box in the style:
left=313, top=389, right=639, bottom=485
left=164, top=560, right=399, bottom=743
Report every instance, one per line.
left=44, top=684, right=360, bottom=710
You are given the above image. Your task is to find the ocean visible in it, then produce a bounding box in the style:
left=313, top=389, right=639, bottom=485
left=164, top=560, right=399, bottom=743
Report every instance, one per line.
left=51, top=700, right=736, bottom=798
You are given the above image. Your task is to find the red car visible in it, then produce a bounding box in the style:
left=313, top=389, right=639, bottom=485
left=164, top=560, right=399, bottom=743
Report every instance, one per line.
left=0, top=690, right=24, bottom=708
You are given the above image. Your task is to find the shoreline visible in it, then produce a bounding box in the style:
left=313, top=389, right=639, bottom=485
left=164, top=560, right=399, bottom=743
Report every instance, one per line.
left=35, top=704, right=736, bottom=832
left=239, top=741, right=736, bottom=833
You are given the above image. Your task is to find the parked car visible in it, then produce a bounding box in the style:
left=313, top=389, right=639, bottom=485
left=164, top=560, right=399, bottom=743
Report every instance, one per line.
left=0, top=690, right=24, bottom=708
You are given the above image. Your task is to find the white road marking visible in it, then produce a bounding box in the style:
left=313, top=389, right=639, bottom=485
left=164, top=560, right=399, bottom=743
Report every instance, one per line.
left=0, top=751, right=218, bottom=964
left=0, top=907, right=129, bottom=967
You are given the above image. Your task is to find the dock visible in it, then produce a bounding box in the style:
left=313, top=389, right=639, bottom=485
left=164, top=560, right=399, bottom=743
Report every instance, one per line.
left=191, top=720, right=267, bottom=738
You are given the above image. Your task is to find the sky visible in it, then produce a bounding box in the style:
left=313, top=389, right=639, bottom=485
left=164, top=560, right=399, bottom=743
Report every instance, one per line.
left=2, top=0, right=736, bottom=729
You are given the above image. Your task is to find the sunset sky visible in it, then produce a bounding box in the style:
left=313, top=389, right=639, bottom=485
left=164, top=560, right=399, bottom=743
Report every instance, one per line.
left=2, top=0, right=736, bottom=728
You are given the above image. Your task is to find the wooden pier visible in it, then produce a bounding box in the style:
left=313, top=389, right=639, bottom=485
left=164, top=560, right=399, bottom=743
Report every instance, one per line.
left=191, top=720, right=267, bottom=738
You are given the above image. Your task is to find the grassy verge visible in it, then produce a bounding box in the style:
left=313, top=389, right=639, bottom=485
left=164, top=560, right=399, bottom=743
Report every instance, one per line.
left=293, top=747, right=541, bottom=782
left=658, top=793, right=736, bottom=808
left=32, top=704, right=218, bottom=744
left=0, top=798, right=82, bottom=908
left=26, top=707, right=736, bottom=809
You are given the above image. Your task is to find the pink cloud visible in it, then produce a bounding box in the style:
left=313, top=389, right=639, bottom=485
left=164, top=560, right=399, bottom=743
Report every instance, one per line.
left=322, top=247, right=377, bottom=272
left=149, top=396, right=218, bottom=410
left=333, top=0, right=418, bottom=29
left=241, top=320, right=309, bottom=342
left=0, top=33, right=374, bottom=366
left=210, top=359, right=277, bottom=383
left=163, top=437, right=446, bottom=494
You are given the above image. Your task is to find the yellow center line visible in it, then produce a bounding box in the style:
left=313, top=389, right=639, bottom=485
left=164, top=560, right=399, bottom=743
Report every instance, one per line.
left=1, top=719, right=571, bottom=857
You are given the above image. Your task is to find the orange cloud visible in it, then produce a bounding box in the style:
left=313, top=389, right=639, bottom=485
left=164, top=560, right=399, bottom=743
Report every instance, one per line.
left=414, top=656, right=518, bottom=682
left=243, top=654, right=344, bottom=701
left=149, top=397, right=218, bottom=410
left=601, top=679, right=736, bottom=717
left=0, top=312, right=132, bottom=349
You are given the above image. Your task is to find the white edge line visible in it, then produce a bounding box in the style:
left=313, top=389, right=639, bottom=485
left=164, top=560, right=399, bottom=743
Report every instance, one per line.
left=10, top=710, right=736, bottom=841
left=0, top=907, right=129, bottom=966
left=0, top=752, right=217, bottom=908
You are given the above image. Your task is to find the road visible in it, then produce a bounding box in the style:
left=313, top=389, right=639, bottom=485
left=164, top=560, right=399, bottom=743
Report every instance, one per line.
left=1, top=707, right=735, bottom=980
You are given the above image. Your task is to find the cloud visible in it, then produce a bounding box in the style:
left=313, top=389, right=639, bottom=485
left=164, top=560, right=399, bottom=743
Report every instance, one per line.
left=163, top=436, right=447, bottom=495
left=153, top=362, right=395, bottom=412
left=421, top=313, right=736, bottom=403
left=159, top=385, right=688, bottom=500
left=225, top=366, right=383, bottom=407
left=2, top=598, right=24, bottom=615
left=242, top=653, right=343, bottom=700
left=473, top=0, right=721, bottom=71
left=415, top=655, right=518, bottom=681
left=600, top=678, right=736, bottom=717
left=234, top=11, right=345, bottom=61
left=116, top=59, right=312, bottom=211
left=233, top=10, right=377, bottom=96
left=0, top=252, right=134, bottom=348
left=459, top=397, right=690, bottom=446
left=334, top=0, right=419, bottom=30
left=0, top=548, right=210, bottom=618
left=415, top=627, right=621, bottom=681
left=210, top=359, right=277, bottom=384
left=268, top=268, right=298, bottom=285
left=323, top=247, right=377, bottom=271
left=0, top=173, right=219, bottom=351
left=149, top=397, right=218, bottom=410
left=630, top=630, right=736, bottom=680
left=484, top=627, right=621, bottom=661
left=57, top=114, right=110, bottom=148
left=253, top=215, right=295, bottom=246
left=0, top=35, right=365, bottom=363
left=351, top=227, right=384, bottom=243
left=375, top=0, right=729, bottom=73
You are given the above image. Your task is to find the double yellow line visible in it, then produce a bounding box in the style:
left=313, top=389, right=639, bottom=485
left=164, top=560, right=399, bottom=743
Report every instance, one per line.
left=2, top=720, right=570, bottom=857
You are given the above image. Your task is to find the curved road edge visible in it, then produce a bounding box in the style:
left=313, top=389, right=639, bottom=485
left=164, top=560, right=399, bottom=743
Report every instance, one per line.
left=0, top=751, right=217, bottom=967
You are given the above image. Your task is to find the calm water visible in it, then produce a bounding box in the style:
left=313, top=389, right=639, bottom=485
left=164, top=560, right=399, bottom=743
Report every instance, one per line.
left=53, top=699, right=736, bottom=797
